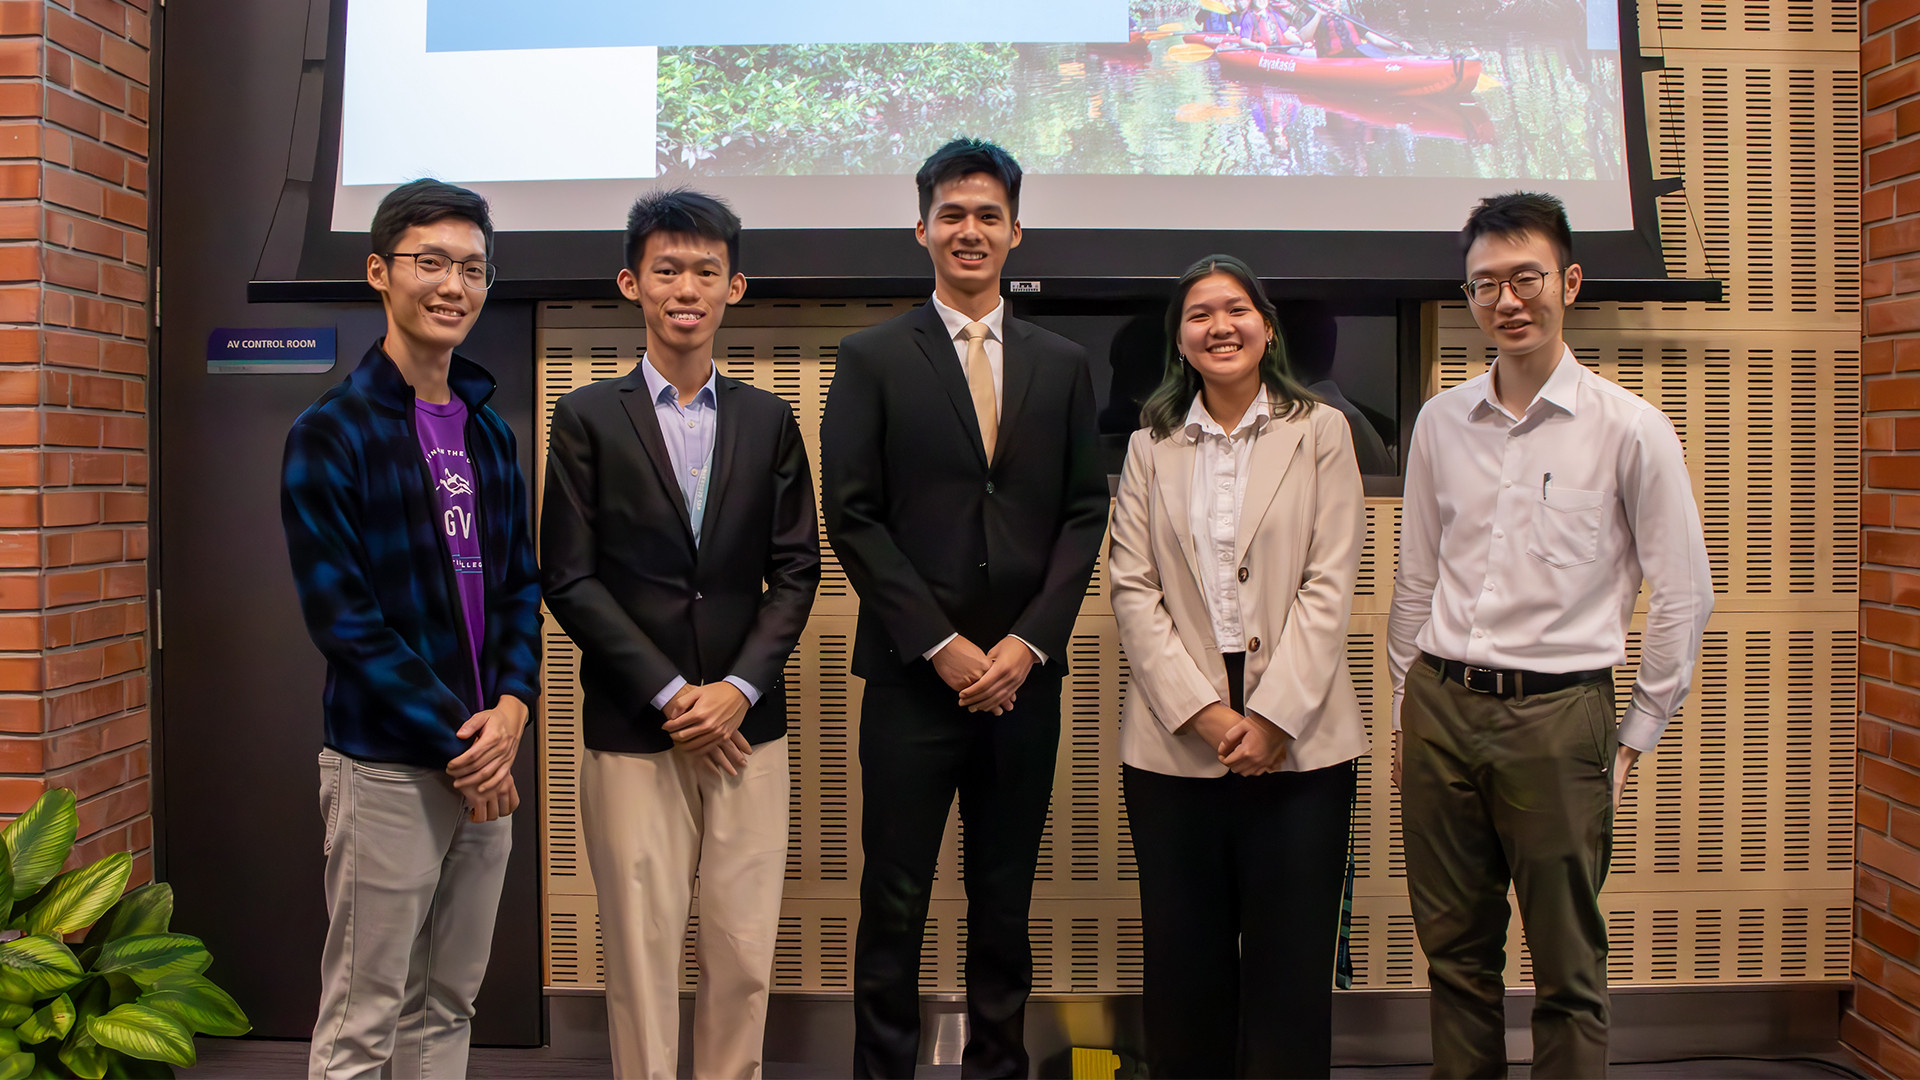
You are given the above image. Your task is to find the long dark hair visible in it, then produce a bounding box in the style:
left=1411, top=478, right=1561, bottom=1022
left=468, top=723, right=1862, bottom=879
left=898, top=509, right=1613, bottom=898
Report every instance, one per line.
left=1139, top=255, right=1318, bottom=440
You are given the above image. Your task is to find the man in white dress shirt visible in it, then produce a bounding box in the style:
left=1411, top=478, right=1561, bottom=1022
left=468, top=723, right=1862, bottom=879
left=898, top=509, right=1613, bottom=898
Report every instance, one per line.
left=1387, top=192, right=1714, bottom=1078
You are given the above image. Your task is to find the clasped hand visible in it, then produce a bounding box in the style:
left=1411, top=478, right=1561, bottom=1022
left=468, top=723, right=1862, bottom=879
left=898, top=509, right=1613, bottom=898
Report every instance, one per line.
left=931, top=636, right=1034, bottom=715
left=448, top=694, right=528, bottom=822
left=663, top=681, right=753, bottom=776
left=1186, top=702, right=1288, bottom=776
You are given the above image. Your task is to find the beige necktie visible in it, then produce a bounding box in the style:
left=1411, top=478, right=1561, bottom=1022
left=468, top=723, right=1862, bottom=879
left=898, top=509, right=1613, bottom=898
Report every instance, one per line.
left=962, top=321, right=996, bottom=462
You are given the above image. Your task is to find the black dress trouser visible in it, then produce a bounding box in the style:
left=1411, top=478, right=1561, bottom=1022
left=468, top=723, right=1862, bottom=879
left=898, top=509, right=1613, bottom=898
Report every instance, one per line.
left=1122, top=655, right=1358, bottom=1078
left=852, top=668, right=1063, bottom=1079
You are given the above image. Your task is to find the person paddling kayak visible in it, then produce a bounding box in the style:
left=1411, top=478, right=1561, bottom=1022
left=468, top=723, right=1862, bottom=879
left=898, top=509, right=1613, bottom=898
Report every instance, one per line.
left=1288, top=0, right=1413, bottom=56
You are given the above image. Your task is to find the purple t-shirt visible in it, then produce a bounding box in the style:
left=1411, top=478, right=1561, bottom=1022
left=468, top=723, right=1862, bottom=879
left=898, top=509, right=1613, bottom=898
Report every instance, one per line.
left=415, top=397, right=486, bottom=710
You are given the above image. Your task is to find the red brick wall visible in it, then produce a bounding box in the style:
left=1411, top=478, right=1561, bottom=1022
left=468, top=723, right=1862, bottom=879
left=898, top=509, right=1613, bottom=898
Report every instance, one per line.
left=1859, top=0, right=1920, bottom=1074
left=0, top=0, right=149, bottom=883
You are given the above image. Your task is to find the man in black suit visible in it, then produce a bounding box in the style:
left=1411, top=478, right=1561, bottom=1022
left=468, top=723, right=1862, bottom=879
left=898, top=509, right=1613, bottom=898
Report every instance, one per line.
left=541, top=189, right=820, bottom=1080
left=821, top=139, right=1110, bottom=1079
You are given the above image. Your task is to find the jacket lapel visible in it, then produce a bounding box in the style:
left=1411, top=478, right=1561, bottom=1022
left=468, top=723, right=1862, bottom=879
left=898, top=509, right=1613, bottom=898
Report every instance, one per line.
left=910, top=302, right=990, bottom=468
left=618, top=364, right=696, bottom=543
left=1233, top=407, right=1306, bottom=568
left=697, top=377, right=744, bottom=544
left=993, top=320, right=1038, bottom=470
left=1152, top=431, right=1200, bottom=575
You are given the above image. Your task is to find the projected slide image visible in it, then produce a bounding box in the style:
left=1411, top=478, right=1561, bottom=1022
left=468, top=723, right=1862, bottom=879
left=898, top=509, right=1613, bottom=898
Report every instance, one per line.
left=648, top=0, right=1625, bottom=183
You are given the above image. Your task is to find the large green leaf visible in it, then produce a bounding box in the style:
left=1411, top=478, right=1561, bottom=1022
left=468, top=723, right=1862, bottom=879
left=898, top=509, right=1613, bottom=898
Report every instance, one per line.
left=22, top=854, right=130, bottom=939
left=81, top=886, right=171, bottom=951
left=0, top=1051, right=30, bottom=1080
left=0, top=1006, right=29, bottom=1029
left=0, top=938, right=82, bottom=1004
left=103, top=977, right=137, bottom=1011
left=1, top=793, right=75, bottom=902
left=138, top=975, right=247, bottom=1038
left=85, top=1005, right=193, bottom=1068
left=14, top=996, right=70, bottom=1045
left=89, top=938, right=207, bottom=990
left=56, top=1025, right=105, bottom=1080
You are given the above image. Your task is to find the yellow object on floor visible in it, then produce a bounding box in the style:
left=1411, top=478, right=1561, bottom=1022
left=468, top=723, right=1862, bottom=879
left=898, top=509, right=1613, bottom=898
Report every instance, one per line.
left=1070, top=1047, right=1121, bottom=1080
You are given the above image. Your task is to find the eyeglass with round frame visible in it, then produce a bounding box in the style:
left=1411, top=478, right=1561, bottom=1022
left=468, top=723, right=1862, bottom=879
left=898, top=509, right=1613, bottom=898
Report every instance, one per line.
left=1461, top=268, right=1562, bottom=307
left=383, top=251, right=497, bottom=291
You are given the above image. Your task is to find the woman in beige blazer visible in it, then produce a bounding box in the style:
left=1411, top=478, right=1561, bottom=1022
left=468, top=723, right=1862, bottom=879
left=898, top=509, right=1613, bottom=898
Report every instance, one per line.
left=1107, top=255, right=1369, bottom=1079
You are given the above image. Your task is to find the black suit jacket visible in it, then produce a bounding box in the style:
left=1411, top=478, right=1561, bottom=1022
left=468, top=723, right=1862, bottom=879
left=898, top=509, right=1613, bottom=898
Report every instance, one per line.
left=820, top=302, right=1109, bottom=683
left=541, top=365, right=820, bottom=753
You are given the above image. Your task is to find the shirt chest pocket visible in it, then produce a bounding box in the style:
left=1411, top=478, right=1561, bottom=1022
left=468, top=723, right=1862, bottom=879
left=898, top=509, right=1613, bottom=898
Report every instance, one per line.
left=1527, top=486, right=1608, bottom=568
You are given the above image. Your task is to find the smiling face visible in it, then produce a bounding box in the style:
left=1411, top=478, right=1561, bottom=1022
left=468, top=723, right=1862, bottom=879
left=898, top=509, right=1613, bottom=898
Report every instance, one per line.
left=916, top=172, right=1021, bottom=307
left=1464, top=228, right=1582, bottom=364
left=617, top=230, right=747, bottom=366
left=1179, top=271, right=1270, bottom=394
left=368, top=218, right=488, bottom=360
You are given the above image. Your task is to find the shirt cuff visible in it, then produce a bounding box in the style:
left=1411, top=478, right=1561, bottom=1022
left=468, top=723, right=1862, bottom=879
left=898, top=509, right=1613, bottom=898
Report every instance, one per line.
left=650, top=676, right=688, bottom=712
left=1390, top=687, right=1404, bottom=732
left=723, top=676, right=761, bottom=707
left=923, top=633, right=960, bottom=661
left=1616, top=704, right=1665, bottom=754
left=1010, top=635, right=1048, bottom=666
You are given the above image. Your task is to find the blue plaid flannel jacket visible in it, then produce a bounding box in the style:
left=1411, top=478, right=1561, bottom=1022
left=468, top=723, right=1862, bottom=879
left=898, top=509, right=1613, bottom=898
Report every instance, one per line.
left=281, top=343, right=542, bottom=768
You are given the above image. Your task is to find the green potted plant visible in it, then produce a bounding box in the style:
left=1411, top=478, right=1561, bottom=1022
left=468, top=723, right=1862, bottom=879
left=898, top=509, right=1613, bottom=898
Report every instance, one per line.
left=0, top=787, right=249, bottom=1078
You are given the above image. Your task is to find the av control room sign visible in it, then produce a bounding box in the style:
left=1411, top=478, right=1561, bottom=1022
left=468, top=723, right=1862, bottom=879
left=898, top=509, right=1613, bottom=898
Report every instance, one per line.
left=207, top=328, right=336, bottom=374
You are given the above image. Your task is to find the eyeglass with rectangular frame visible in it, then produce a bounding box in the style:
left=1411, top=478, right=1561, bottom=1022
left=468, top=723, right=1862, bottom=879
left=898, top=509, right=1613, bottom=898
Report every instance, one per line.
left=384, top=251, right=497, bottom=291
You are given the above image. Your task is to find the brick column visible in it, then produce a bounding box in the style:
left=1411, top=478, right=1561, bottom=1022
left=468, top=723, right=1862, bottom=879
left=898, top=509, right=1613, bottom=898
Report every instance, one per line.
left=1857, top=1, right=1920, bottom=1075
left=0, top=0, right=150, bottom=881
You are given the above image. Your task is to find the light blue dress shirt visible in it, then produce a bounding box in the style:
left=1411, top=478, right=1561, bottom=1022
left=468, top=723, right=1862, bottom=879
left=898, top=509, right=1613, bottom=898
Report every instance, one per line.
left=640, top=357, right=760, bottom=711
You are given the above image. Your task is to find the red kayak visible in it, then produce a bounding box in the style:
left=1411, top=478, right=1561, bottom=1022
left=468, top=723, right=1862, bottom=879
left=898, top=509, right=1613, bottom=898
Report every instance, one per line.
left=1183, top=32, right=1242, bottom=46
left=1215, top=48, right=1481, bottom=97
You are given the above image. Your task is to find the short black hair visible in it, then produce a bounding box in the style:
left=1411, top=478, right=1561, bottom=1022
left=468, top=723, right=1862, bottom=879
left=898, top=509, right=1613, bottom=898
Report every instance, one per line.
left=370, top=178, right=493, bottom=258
left=624, top=187, right=742, bottom=274
left=1460, top=191, right=1574, bottom=269
left=916, top=138, right=1022, bottom=223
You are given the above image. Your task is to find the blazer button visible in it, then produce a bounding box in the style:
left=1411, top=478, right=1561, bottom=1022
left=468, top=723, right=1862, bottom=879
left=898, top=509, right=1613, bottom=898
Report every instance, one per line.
left=1248, top=636, right=1261, bottom=653
left=986, top=481, right=996, bottom=494
left=1237, top=566, right=1249, bottom=583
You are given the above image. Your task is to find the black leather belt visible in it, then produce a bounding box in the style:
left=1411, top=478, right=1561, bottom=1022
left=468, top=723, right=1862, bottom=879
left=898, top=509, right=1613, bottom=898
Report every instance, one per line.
left=1421, top=652, right=1610, bottom=699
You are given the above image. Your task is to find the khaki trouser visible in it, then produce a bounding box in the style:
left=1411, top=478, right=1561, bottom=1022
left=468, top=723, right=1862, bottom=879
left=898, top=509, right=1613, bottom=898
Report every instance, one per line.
left=309, top=749, right=512, bottom=1080
left=583, top=737, right=791, bottom=1080
left=1400, top=660, right=1615, bottom=1080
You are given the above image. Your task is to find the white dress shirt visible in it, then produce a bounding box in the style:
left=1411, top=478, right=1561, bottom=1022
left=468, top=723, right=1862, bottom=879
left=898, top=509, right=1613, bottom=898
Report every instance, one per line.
left=1186, top=388, right=1271, bottom=652
left=638, top=356, right=761, bottom=711
left=1386, top=348, right=1713, bottom=752
left=920, top=294, right=1046, bottom=667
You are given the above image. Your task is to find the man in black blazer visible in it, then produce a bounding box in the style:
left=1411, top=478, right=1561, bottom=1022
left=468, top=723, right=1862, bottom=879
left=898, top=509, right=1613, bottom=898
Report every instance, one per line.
left=821, top=139, right=1110, bottom=1079
left=541, top=189, right=819, bottom=1079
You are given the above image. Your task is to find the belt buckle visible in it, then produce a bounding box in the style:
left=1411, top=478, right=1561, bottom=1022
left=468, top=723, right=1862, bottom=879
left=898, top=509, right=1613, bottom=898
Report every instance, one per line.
left=1462, top=665, right=1505, bottom=695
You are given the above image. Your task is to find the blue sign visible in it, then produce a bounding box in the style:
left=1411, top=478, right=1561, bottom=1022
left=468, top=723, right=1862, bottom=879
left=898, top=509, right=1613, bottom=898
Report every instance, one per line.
left=424, top=0, right=1129, bottom=50
left=207, top=328, right=336, bottom=375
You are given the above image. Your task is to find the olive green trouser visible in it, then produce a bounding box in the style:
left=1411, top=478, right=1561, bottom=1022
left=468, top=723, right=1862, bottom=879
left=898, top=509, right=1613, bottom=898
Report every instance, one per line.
left=1401, top=659, right=1616, bottom=1080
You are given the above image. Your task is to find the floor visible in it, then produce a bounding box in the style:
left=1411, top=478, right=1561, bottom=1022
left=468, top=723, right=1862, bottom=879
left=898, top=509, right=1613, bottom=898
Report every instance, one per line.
left=188, top=1038, right=1870, bottom=1079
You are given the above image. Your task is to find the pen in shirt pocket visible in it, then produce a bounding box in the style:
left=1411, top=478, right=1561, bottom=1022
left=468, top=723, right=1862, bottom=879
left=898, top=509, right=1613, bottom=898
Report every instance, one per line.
left=1543, top=472, right=1552, bottom=499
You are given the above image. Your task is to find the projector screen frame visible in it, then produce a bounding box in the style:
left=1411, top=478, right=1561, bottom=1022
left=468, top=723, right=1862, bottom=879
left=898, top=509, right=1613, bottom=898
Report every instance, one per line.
left=249, top=0, right=1719, bottom=304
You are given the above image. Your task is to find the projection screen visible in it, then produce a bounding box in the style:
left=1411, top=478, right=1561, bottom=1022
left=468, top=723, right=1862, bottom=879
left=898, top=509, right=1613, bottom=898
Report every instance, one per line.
left=332, top=0, right=1635, bottom=235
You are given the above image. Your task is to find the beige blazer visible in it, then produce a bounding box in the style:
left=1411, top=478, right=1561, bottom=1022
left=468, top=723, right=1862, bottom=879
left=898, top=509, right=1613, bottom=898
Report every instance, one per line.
left=1107, top=399, right=1370, bottom=777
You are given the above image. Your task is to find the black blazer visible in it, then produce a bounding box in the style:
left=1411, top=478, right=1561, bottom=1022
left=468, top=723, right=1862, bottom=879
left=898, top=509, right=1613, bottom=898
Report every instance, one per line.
left=541, top=365, right=820, bottom=753
left=820, top=302, right=1109, bottom=683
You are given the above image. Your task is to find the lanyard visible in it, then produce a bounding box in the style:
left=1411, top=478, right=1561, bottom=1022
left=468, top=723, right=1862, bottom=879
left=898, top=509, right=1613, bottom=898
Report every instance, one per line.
left=689, top=432, right=715, bottom=541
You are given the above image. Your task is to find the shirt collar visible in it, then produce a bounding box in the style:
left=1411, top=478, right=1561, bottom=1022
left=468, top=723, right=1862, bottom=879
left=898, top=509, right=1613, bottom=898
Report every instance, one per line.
left=1471, top=345, right=1581, bottom=421
left=929, top=293, right=1006, bottom=344
left=1182, top=386, right=1271, bottom=442
left=641, top=354, right=717, bottom=409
